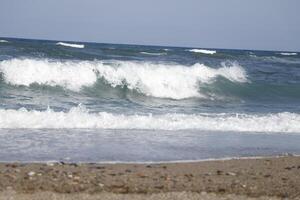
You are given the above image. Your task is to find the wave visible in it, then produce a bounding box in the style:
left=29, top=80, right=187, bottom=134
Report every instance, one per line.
left=188, top=49, right=216, bottom=55
left=56, top=42, right=84, bottom=48
left=140, top=52, right=166, bottom=56
left=0, top=40, right=9, bottom=43
left=0, top=59, right=247, bottom=99
left=0, top=106, right=299, bottom=132
left=279, top=52, right=297, bottom=56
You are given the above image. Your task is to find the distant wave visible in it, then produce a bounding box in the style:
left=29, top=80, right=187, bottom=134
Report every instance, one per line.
left=188, top=49, right=216, bottom=55
left=0, top=40, right=8, bottom=43
left=279, top=52, right=297, bottom=56
left=0, top=106, right=299, bottom=133
left=140, top=52, right=166, bottom=56
left=0, top=59, right=247, bottom=99
left=56, top=42, right=84, bottom=48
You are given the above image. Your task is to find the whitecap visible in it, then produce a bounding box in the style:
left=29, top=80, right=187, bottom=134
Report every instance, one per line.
left=0, top=106, right=299, bottom=133
left=188, top=49, right=216, bottom=55
left=0, top=59, right=247, bottom=99
left=279, top=52, right=297, bottom=56
left=140, top=52, right=166, bottom=56
left=56, top=42, right=84, bottom=48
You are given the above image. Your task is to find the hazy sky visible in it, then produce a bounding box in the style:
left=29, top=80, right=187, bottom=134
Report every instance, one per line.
left=1, top=0, right=299, bottom=51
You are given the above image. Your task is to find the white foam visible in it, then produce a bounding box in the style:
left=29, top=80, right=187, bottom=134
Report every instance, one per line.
left=140, top=52, right=166, bottom=56
left=56, top=42, right=84, bottom=48
left=279, top=52, right=297, bottom=56
left=0, top=40, right=8, bottom=43
left=0, top=59, right=97, bottom=91
left=0, top=59, right=247, bottom=99
left=188, top=49, right=216, bottom=55
left=0, top=106, right=299, bottom=133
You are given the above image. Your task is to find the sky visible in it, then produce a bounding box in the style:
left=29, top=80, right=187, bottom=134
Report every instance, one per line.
left=0, top=0, right=299, bottom=51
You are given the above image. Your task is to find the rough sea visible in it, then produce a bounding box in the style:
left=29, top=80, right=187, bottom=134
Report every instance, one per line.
left=0, top=38, right=300, bottom=162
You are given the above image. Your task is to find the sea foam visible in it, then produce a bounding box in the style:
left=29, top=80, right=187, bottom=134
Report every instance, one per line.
left=0, top=106, right=299, bottom=133
left=140, top=52, right=166, bottom=56
left=0, top=59, right=247, bottom=99
left=188, top=49, right=216, bottom=55
left=56, top=42, right=84, bottom=48
left=0, top=40, right=8, bottom=43
left=279, top=52, right=297, bottom=56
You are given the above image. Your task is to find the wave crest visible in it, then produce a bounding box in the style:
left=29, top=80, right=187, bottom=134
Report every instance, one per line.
left=0, top=106, right=299, bottom=133
left=279, top=52, right=297, bottom=56
left=0, top=59, right=247, bottom=99
left=188, top=49, right=216, bottom=55
left=56, top=42, right=84, bottom=48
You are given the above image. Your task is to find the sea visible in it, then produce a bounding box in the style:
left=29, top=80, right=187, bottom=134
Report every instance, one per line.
left=0, top=37, right=300, bottom=163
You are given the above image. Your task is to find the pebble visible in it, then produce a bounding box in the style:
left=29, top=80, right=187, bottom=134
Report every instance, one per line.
left=28, top=171, right=35, bottom=176
left=226, top=172, right=236, bottom=176
left=217, top=170, right=223, bottom=175
left=98, top=183, right=104, bottom=187
left=46, top=162, right=55, bottom=166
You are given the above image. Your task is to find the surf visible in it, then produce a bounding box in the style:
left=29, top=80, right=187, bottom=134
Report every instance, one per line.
left=188, top=49, right=216, bottom=55
left=56, top=42, right=85, bottom=48
left=0, top=105, right=299, bottom=133
left=0, top=58, right=247, bottom=99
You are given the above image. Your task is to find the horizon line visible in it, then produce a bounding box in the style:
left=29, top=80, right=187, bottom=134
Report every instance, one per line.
left=0, top=36, right=299, bottom=53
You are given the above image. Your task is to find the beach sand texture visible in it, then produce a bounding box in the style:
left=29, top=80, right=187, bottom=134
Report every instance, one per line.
left=0, top=156, right=299, bottom=199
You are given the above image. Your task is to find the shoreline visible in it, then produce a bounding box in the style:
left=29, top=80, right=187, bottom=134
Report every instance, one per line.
left=0, top=154, right=298, bottom=164
left=0, top=156, right=299, bottom=199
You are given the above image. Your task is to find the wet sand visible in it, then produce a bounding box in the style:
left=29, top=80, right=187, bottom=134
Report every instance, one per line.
left=0, top=156, right=299, bottom=199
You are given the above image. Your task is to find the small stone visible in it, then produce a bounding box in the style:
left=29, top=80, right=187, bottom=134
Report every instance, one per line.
left=46, top=162, right=55, bottom=166
left=74, top=176, right=80, bottom=180
left=137, top=173, right=148, bottom=178
left=6, top=186, right=13, bottom=190
left=216, top=170, right=223, bottom=175
left=226, top=172, right=236, bottom=176
left=218, top=188, right=226, bottom=192
left=68, top=174, right=73, bottom=178
left=98, top=183, right=104, bottom=187
left=285, top=167, right=292, bottom=170
left=28, top=171, right=35, bottom=176
left=154, top=185, right=164, bottom=189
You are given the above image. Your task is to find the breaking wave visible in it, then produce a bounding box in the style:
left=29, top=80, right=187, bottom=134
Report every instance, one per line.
left=56, top=42, right=84, bottom=48
left=0, top=59, right=247, bottom=99
left=188, top=49, right=216, bottom=55
left=279, top=52, right=297, bottom=56
left=0, top=106, right=299, bottom=133
left=140, top=52, right=166, bottom=56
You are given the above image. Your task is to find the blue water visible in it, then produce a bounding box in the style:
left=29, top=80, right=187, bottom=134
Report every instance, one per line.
left=0, top=37, right=300, bottom=162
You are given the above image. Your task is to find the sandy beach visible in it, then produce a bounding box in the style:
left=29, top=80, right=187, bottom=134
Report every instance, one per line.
left=0, top=156, right=299, bottom=199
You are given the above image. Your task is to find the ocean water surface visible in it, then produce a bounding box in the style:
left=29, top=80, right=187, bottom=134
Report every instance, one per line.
left=0, top=38, right=300, bottom=162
